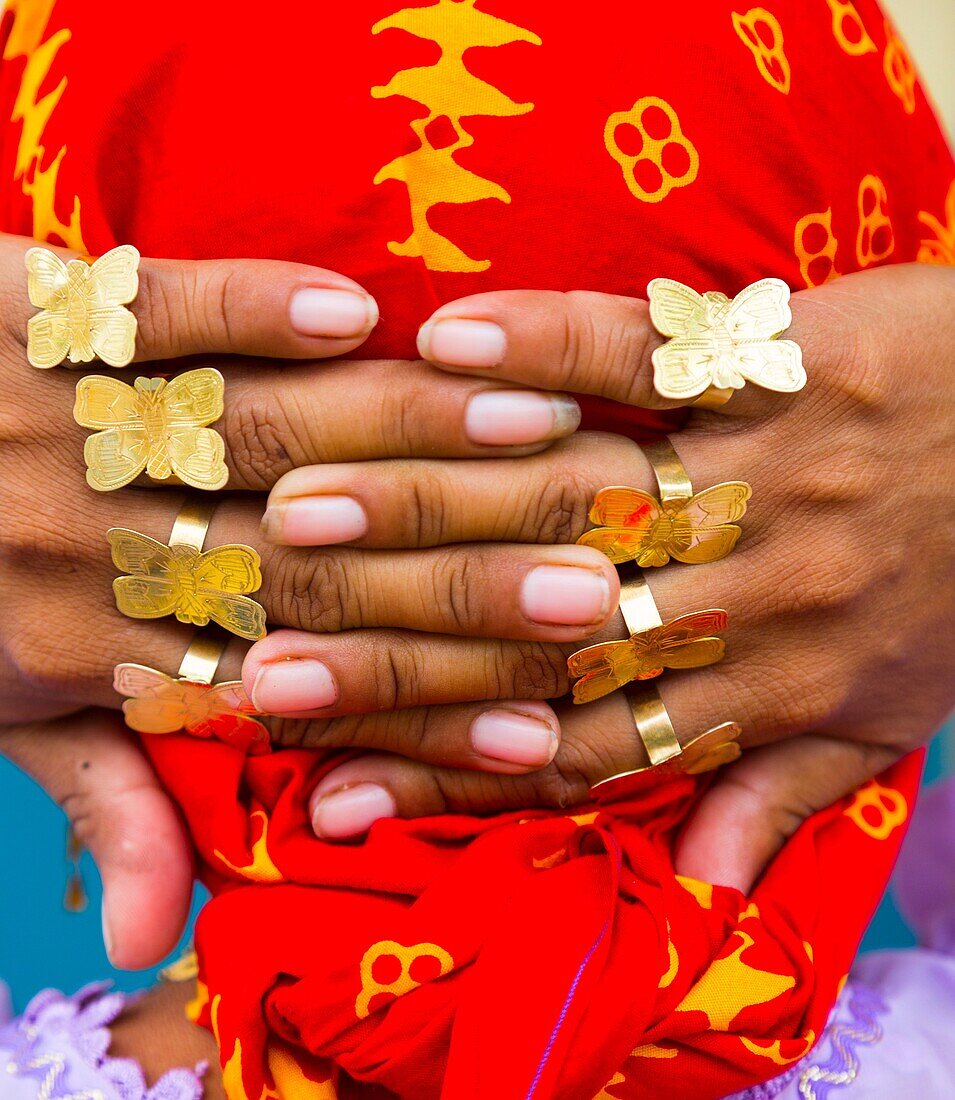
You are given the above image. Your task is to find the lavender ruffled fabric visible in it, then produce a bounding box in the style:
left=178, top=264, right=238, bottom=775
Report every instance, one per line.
left=0, top=981, right=205, bottom=1100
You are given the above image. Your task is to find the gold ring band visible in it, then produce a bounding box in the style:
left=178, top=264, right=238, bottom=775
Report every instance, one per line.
left=618, top=562, right=662, bottom=635
left=589, top=683, right=742, bottom=798
left=578, top=436, right=751, bottom=568
left=108, top=497, right=267, bottom=640
left=113, top=635, right=268, bottom=754
left=647, top=277, right=806, bottom=407
left=74, top=368, right=228, bottom=492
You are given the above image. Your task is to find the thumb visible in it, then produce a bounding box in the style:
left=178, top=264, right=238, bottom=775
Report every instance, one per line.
left=0, top=709, right=193, bottom=969
left=674, top=734, right=900, bottom=894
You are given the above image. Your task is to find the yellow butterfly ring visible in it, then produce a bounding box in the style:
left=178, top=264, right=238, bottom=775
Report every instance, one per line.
left=647, top=277, right=806, bottom=408
left=108, top=498, right=267, bottom=640
left=578, top=436, right=751, bottom=567
left=26, top=245, right=139, bottom=369
left=588, top=683, right=741, bottom=799
left=567, top=564, right=728, bottom=705
left=74, top=368, right=228, bottom=492
left=113, top=634, right=269, bottom=754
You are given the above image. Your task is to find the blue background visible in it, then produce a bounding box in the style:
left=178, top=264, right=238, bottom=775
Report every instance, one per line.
left=0, top=730, right=950, bottom=1012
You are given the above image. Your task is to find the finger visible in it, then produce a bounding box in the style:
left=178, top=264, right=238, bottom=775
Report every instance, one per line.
left=0, top=710, right=193, bottom=969
left=417, top=285, right=816, bottom=418
left=273, top=699, right=561, bottom=774
left=674, top=735, right=900, bottom=893
left=0, top=233, right=378, bottom=365
left=218, top=360, right=581, bottom=491
left=261, top=429, right=743, bottom=549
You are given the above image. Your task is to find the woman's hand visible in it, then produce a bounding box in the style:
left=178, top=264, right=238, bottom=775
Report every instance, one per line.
left=282, top=263, right=955, bottom=890
left=0, top=231, right=585, bottom=965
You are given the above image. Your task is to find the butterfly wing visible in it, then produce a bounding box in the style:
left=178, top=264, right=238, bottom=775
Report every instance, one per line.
left=199, top=594, right=267, bottom=640
left=647, top=278, right=707, bottom=337
left=195, top=546, right=263, bottom=595
left=658, top=637, right=726, bottom=669
left=88, top=245, right=140, bottom=305
left=74, top=374, right=141, bottom=428
left=722, top=279, right=806, bottom=393
left=87, top=307, right=137, bottom=367
left=108, top=528, right=174, bottom=576
left=651, top=337, right=719, bottom=401
left=24, top=247, right=69, bottom=310
left=108, top=529, right=179, bottom=619
left=568, top=640, right=639, bottom=704
left=201, top=683, right=270, bottom=754
left=578, top=527, right=670, bottom=566
left=588, top=487, right=660, bottom=528
left=673, top=483, right=751, bottom=564
left=734, top=340, right=806, bottom=393
left=164, top=426, right=228, bottom=490
left=113, top=576, right=180, bottom=619
left=26, top=310, right=71, bottom=368
left=113, top=663, right=189, bottom=734
left=84, top=429, right=149, bottom=491
left=653, top=609, right=727, bottom=670
left=162, top=369, right=224, bottom=426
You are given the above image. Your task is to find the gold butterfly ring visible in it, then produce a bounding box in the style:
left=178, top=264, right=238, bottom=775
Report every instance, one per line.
left=567, top=564, right=728, bottom=705
left=74, top=368, right=228, bottom=492
left=648, top=277, right=806, bottom=408
left=114, top=634, right=269, bottom=754
left=108, top=498, right=267, bottom=640
left=578, top=436, right=751, bottom=568
left=26, top=245, right=139, bottom=369
left=588, top=683, right=742, bottom=799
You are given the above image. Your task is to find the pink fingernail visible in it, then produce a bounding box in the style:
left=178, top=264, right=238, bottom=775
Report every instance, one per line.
left=465, top=390, right=581, bottom=446
left=261, top=496, right=368, bottom=545
left=520, top=565, right=611, bottom=626
left=471, top=708, right=558, bottom=767
left=289, top=287, right=378, bottom=338
left=312, top=783, right=396, bottom=838
left=418, top=318, right=506, bottom=368
left=251, top=659, right=339, bottom=712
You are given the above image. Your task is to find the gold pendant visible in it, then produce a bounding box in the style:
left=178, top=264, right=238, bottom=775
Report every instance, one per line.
left=26, top=244, right=139, bottom=368
left=109, top=500, right=267, bottom=640
left=648, top=277, right=805, bottom=405
left=114, top=635, right=269, bottom=754
left=74, top=368, right=227, bottom=492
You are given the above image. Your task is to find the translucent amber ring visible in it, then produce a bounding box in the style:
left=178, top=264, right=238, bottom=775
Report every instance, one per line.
left=26, top=245, right=139, bottom=369
left=114, top=634, right=269, bottom=754
left=589, top=683, right=741, bottom=798
left=108, top=498, right=267, bottom=640
left=578, top=437, right=751, bottom=567
left=567, top=563, right=727, bottom=704
left=647, top=276, right=806, bottom=408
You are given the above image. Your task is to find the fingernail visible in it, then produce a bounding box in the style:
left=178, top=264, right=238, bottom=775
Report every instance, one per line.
left=262, top=496, right=368, bottom=546
left=251, top=659, right=339, bottom=712
left=290, top=287, right=378, bottom=338
left=471, top=709, right=558, bottom=767
left=312, top=783, right=396, bottom=838
left=101, top=897, right=115, bottom=965
left=418, top=318, right=506, bottom=368
left=465, top=390, right=581, bottom=446
left=520, top=565, right=611, bottom=626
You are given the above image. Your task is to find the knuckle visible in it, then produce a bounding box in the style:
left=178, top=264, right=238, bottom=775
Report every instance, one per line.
left=529, top=753, right=590, bottom=808
left=406, top=470, right=450, bottom=547
left=427, top=549, right=478, bottom=634
left=223, top=384, right=296, bottom=489
left=777, top=538, right=870, bottom=616
left=488, top=641, right=566, bottom=699
left=525, top=447, right=595, bottom=544
left=136, top=266, right=181, bottom=355
left=267, top=549, right=351, bottom=632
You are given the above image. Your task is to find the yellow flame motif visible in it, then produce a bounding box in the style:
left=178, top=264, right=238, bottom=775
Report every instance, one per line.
left=214, top=810, right=283, bottom=882
left=371, top=0, right=541, bottom=272
left=594, top=1071, right=626, bottom=1099
left=741, top=1030, right=816, bottom=1065
left=918, top=180, right=955, bottom=265
left=211, top=995, right=279, bottom=1100
left=675, top=931, right=795, bottom=1030
left=4, top=0, right=86, bottom=251
left=267, top=1043, right=339, bottom=1099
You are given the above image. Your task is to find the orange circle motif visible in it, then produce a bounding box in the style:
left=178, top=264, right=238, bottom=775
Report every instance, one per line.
left=604, top=96, right=699, bottom=204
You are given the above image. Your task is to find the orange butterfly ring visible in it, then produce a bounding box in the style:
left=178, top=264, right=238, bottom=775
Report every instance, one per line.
left=648, top=276, right=805, bottom=409
left=589, top=683, right=741, bottom=799
left=568, top=564, right=728, bottom=705
left=108, top=497, right=267, bottom=641
left=26, top=245, right=139, bottom=369
left=578, top=436, right=751, bottom=568
left=113, top=633, right=269, bottom=755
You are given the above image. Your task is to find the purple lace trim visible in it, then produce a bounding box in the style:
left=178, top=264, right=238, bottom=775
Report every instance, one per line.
left=730, top=981, right=887, bottom=1100
left=1, top=982, right=205, bottom=1099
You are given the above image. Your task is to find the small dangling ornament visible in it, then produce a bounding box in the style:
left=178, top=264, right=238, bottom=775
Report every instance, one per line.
left=64, top=824, right=88, bottom=913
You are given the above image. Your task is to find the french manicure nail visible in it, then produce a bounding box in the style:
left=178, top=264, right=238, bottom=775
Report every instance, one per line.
left=312, top=783, right=396, bottom=838
left=261, top=496, right=368, bottom=546
left=465, top=390, right=581, bottom=446
left=290, top=287, right=378, bottom=338
left=418, top=318, right=506, bottom=368
left=101, top=898, right=115, bottom=965
left=520, top=565, right=611, bottom=626
left=251, top=659, right=339, bottom=713
left=471, top=708, right=558, bottom=767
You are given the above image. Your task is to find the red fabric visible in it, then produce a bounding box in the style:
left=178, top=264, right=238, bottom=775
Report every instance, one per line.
left=0, top=2, right=951, bottom=1097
